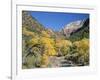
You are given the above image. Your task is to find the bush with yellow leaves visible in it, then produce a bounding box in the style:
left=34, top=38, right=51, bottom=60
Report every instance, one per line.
left=41, top=30, right=51, bottom=38
left=55, top=39, right=72, bottom=56
left=73, top=38, right=89, bottom=65
left=40, top=37, right=57, bottom=56
left=73, top=38, right=89, bottom=55
left=41, top=54, right=49, bottom=67
left=22, top=27, right=35, bottom=37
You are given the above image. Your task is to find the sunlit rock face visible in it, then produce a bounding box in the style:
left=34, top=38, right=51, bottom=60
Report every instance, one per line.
left=62, top=20, right=84, bottom=37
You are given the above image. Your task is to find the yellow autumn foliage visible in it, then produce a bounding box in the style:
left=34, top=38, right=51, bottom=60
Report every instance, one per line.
left=56, top=39, right=72, bottom=48
left=41, top=54, right=49, bottom=67
left=73, top=38, right=89, bottom=55
left=22, top=27, right=35, bottom=37
left=55, top=39, right=72, bottom=55
left=27, top=37, right=39, bottom=47
left=41, top=31, right=50, bottom=38
left=40, top=37, right=57, bottom=56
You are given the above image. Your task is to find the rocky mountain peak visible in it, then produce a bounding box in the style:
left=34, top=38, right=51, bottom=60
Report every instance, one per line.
left=62, top=20, right=84, bottom=37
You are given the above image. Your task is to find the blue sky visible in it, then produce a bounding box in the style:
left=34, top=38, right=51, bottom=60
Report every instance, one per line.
left=29, top=11, right=89, bottom=31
